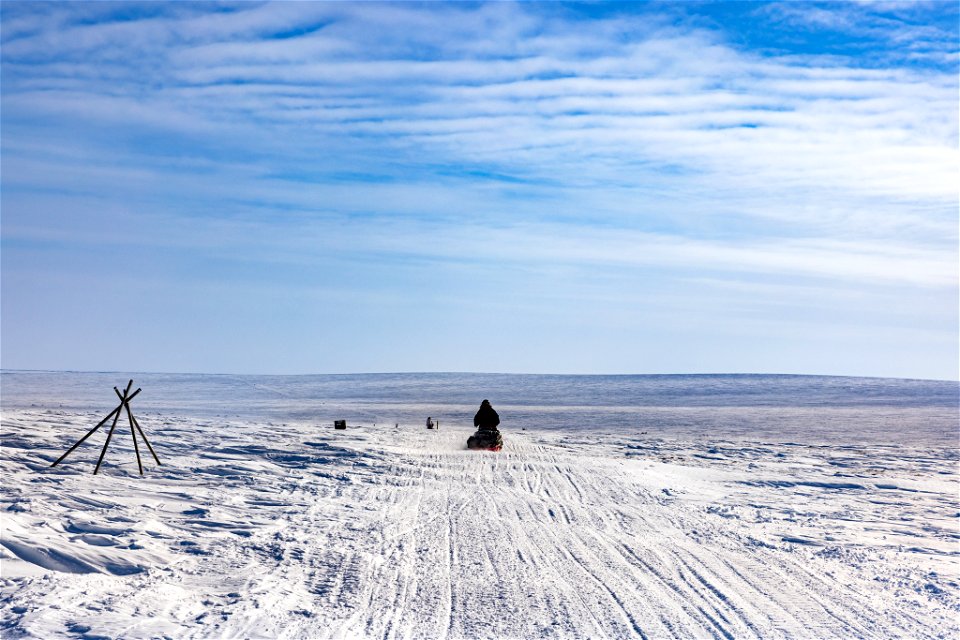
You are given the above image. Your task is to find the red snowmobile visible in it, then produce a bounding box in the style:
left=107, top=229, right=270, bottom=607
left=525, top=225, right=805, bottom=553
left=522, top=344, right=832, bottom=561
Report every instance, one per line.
left=466, top=429, right=503, bottom=452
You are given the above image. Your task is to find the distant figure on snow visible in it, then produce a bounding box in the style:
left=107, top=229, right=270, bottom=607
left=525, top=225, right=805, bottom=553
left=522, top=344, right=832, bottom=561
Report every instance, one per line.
left=474, top=400, right=500, bottom=432
left=426, top=417, right=435, bottom=430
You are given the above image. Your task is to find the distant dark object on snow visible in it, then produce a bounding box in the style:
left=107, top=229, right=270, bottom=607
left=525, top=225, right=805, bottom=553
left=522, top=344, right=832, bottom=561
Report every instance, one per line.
left=334, top=420, right=347, bottom=430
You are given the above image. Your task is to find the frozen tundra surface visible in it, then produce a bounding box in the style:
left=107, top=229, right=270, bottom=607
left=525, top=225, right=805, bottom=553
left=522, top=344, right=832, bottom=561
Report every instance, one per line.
left=1, top=404, right=958, bottom=639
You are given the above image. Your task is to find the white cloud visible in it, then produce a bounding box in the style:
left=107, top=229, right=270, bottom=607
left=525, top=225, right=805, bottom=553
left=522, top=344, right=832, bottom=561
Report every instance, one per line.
left=8, top=3, right=954, bottom=221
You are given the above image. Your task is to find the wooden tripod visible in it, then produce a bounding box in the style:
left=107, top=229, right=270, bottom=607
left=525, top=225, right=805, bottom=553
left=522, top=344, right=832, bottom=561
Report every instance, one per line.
left=51, top=380, right=161, bottom=475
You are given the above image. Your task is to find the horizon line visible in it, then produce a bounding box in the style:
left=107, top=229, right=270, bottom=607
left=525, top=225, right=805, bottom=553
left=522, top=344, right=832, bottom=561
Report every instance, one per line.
left=1, top=368, right=956, bottom=384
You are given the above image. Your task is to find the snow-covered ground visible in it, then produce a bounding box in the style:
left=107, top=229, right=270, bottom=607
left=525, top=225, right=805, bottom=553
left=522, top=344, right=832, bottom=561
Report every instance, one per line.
left=1, top=396, right=957, bottom=639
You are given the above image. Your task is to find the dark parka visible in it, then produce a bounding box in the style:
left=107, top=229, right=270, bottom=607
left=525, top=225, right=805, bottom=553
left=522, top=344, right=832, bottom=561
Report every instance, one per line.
left=474, top=400, right=500, bottom=432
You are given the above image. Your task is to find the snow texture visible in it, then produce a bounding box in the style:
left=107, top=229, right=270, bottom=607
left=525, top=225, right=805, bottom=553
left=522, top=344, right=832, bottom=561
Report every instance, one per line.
left=1, top=372, right=958, bottom=639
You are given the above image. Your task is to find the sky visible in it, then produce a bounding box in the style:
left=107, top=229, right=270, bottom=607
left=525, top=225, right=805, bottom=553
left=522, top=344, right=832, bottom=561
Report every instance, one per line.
left=1, top=1, right=957, bottom=379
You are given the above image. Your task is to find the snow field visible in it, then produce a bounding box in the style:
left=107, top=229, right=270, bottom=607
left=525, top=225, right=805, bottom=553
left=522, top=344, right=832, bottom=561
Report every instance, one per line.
left=1, top=409, right=958, bottom=639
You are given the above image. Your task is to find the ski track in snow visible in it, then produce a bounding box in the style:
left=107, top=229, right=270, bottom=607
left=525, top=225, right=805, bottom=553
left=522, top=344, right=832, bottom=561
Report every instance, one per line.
left=1, top=409, right=958, bottom=639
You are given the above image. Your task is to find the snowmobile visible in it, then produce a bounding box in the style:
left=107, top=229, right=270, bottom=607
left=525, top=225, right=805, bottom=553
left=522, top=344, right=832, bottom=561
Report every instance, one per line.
left=466, top=428, right=503, bottom=452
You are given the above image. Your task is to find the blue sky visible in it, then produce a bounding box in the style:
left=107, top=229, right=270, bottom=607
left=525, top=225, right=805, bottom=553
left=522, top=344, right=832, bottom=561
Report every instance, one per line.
left=1, top=1, right=957, bottom=379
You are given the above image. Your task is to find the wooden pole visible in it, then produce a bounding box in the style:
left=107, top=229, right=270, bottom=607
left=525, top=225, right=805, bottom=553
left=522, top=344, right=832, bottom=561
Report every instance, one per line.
left=113, top=385, right=159, bottom=466
left=93, top=382, right=131, bottom=475
left=130, top=412, right=161, bottom=466
left=50, top=405, right=122, bottom=467
left=124, top=402, right=143, bottom=475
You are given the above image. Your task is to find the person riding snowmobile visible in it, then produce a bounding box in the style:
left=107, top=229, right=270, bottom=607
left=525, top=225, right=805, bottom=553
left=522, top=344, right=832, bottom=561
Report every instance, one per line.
left=468, top=400, right=503, bottom=451
left=474, top=399, right=500, bottom=432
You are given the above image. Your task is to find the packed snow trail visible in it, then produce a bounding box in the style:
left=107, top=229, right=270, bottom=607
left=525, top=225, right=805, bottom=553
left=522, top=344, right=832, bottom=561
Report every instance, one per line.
left=1, top=411, right=957, bottom=639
